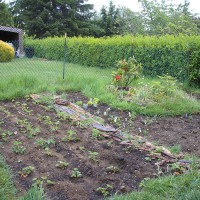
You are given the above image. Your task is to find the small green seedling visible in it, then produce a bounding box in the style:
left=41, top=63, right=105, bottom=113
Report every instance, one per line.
left=87, top=98, right=99, bottom=108
left=62, top=130, right=80, bottom=142
left=27, top=127, right=40, bottom=138
left=71, top=168, right=82, bottom=178
left=96, top=184, right=113, bottom=197
left=19, top=166, right=34, bottom=177
left=106, top=165, right=120, bottom=173
left=44, top=148, right=53, bottom=156
left=145, top=157, right=152, bottom=161
left=0, top=131, right=13, bottom=142
left=12, top=141, right=26, bottom=154
left=88, top=151, right=99, bottom=162
left=91, top=129, right=104, bottom=140
left=76, top=101, right=83, bottom=106
left=55, top=161, right=69, bottom=169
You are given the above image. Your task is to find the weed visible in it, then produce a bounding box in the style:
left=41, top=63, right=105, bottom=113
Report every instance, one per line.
left=91, top=129, right=104, bottom=140
left=19, top=166, right=34, bottom=177
left=55, top=161, right=69, bottom=169
left=170, top=145, right=181, bottom=154
left=12, top=141, right=26, bottom=154
left=71, top=168, right=82, bottom=178
left=19, top=185, right=46, bottom=200
left=96, top=184, right=113, bottom=197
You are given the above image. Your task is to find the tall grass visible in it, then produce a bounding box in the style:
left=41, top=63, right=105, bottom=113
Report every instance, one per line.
left=0, top=155, right=16, bottom=200
left=110, top=171, right=200, bottom=200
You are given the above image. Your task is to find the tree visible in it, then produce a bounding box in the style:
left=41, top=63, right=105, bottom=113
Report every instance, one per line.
left=10, top=0, right=96, bottom=38
left=117, top=7, right=145, bottom=35
left=99, top=1, right=121, bottom=36
left=0, top=0, right=13, bottom=26
left=138, top=0, right=199, bottom=35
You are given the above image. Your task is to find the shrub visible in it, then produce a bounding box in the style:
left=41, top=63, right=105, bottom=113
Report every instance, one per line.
left=112, top=56, right=142, bottom=87
left=25, top=35, right=200, bottom=85
left=0, top=40, right=15, bottom=62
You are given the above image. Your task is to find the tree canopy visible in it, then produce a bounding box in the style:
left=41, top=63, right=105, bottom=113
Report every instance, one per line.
left=0, top=0, right=13, bottom=26
left=6, top=0, right=200, bottom=37
left=10, top=0, right=96, bottom=38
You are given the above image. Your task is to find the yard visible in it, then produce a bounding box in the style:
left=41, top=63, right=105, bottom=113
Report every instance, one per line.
left=0, top=58, right=200, bottom=200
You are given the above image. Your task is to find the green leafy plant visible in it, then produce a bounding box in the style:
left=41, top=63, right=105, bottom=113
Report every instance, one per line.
left=71, top=168, right=82, bottom=178
left=88, top=151, right=98, bottom=162
left=96, top=184, right=113, bottom=197
left=27, top=127, right=40, bottom=138
left=19, top=166, right=34, bottom=177
left=112, top=56, right=142, bottom=87
left=35, top=138, right=55, bottom=149
left=32, top=176, right=55, bottom=186
left=12, top=141, right=26, bottom=154
left=55, top=161, right=69, bottom=169
left=87, top=98, right=100, bottom=108
left=62, top=130, right=80, bottom=142
left=0, top=131, right=13, bottom=142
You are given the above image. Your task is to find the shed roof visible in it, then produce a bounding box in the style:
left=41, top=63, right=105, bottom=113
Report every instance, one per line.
left=0, top=25, right=22, bottom=34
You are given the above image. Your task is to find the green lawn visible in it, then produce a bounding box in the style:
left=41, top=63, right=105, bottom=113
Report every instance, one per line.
left=0, top=58, right=199, bottom=115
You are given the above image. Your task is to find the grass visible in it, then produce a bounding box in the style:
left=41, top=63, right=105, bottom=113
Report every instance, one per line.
left=19, top=186, right=46, bottom=200
left=109, top=170, right=200, bottom=200
left=0, top=155, right=16, bottom=200
left=1, top=58, right=199, bottom=116
left=0, top=57, right=200, bottom=199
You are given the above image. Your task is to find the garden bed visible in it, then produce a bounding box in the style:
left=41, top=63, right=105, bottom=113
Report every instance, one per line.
left=0, top=92, right=199, bottom=199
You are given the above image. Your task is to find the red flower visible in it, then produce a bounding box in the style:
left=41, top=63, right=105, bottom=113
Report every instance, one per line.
left=115, top=75, right=121, bottom=81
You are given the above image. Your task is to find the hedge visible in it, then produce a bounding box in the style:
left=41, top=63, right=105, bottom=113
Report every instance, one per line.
left=25, top=35, right=200, bottom=85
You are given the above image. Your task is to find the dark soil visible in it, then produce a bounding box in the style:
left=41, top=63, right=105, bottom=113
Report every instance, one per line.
left=0, top=96, right=160, bottom=200
left=0, top=91, right=199, bottom=200
left=66, top=92, right=200, bottom=157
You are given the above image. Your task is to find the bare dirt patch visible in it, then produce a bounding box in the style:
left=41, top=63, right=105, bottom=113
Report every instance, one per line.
left=66, top=92, right=200, bottom=157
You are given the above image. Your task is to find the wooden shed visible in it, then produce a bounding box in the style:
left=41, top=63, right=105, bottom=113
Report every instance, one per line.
left=0, top=25, right=23, bottom=54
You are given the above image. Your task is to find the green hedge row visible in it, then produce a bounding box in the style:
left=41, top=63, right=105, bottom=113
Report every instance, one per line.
left=25, top=35, right=200, bottom=85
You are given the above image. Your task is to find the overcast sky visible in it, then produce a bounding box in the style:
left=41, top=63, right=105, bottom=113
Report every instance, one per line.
left=4, top=0, right=200, bottom=15
left=87, top=0, right=200, bottom=15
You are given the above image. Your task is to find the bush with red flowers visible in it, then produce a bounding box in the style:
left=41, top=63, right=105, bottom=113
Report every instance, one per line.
left=112, top=56, right=142, bottom=88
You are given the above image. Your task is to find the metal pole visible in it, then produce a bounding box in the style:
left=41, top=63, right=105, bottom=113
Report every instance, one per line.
left=63, top=33, right=67, bottom=79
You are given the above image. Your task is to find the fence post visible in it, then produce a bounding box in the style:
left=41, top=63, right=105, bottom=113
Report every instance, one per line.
left=63, top=33, right=67, bottom=79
